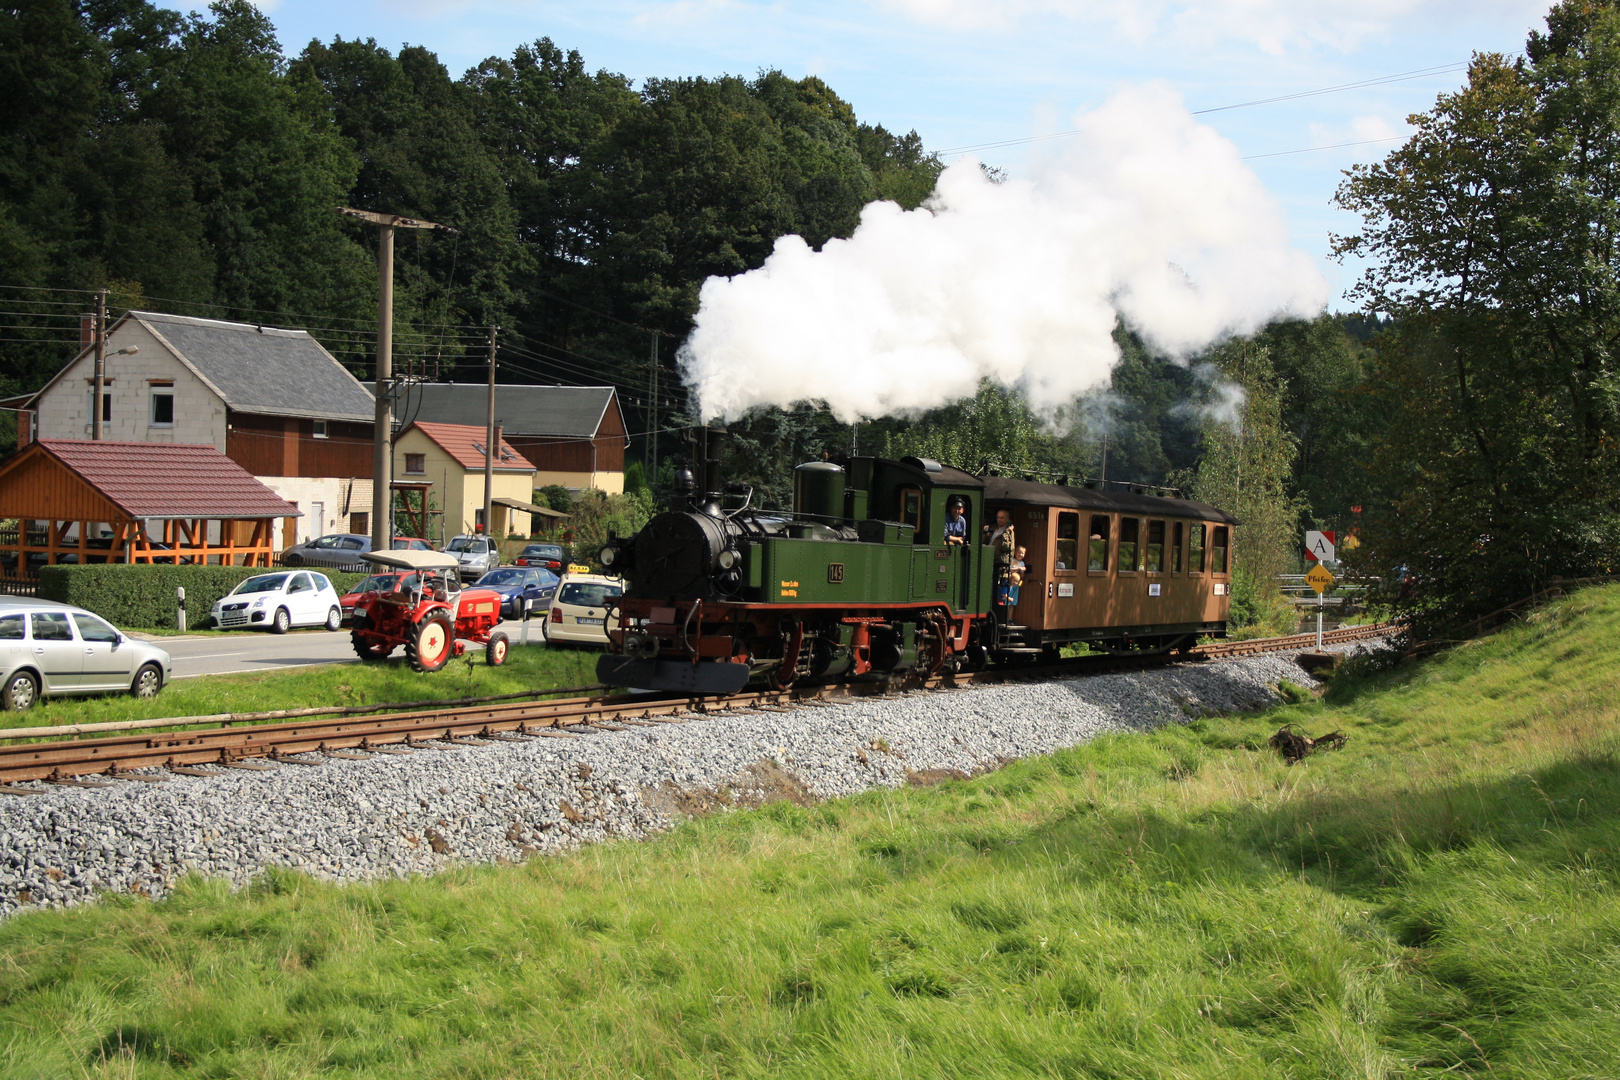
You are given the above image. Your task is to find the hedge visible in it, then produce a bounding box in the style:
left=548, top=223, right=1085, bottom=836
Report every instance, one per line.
left=38, top=565, right=367, bottom=630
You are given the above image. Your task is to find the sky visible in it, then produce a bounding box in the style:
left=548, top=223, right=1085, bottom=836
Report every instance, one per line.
left=206, top=0, right=1551, bottom=307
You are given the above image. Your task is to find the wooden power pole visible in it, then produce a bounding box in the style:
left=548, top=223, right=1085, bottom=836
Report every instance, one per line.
left=338, top=208, right=457, bottom=552
left=484, top=325, right=498, bottom=540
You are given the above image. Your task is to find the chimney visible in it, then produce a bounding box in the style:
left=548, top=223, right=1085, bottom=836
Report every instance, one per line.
left=80, top=314, right=96, bottom=347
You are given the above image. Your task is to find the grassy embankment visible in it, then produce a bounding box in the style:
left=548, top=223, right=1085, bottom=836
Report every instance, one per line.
left=3, top=586, right=1619, bottom=1077
left=0, top=640, right=601, bottom=734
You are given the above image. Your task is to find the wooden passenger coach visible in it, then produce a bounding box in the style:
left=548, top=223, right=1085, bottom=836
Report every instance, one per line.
left=984, top=478, right=1236, bottom=651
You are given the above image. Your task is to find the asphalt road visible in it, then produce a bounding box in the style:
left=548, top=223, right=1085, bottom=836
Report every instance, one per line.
left=156, top=616, right=554, bottom=679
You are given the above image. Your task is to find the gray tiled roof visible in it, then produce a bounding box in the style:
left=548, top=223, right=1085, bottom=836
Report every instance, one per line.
left=409, top=383, right=616, bottom=437
left=134, top=311, right=376, bottom=423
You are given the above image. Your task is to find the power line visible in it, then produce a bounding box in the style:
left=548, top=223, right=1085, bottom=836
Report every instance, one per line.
left=936, top=61, right=1468, bottom=159
left=1243, top=136, right=1405, bottom=160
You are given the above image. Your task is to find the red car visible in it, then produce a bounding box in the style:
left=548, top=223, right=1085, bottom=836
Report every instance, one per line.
left=339, top=570, right=420, bottom=624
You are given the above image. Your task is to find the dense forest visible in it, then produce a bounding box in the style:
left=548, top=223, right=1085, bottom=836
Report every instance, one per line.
left=6, top=0, right=1618, bottom=638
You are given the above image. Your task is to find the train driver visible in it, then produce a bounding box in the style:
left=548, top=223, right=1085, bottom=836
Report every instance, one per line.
left=943, top=497, right=968, bottom=545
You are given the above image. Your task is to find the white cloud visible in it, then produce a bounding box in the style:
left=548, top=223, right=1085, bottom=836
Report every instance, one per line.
left=678, top=83, right=1328, bottom=423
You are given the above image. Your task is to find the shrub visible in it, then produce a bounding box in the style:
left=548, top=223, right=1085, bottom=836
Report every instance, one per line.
left=38, top=565, right=365, bottom=629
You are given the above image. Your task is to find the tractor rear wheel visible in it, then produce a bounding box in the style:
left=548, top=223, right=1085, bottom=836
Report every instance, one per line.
left=407, top=614, right=454, bottom=672
left=352, top=631, right=392, bottom=661
left=485, top=631, right=510, bottom=666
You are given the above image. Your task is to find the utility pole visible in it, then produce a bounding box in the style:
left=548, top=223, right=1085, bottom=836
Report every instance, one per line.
left=483, top=325, right=498, bottom=540
left=338, top=207, right=458, bottom=552
left=648, top=331, right=659, bottom=482
left=91, top=289, right=106, bottom=441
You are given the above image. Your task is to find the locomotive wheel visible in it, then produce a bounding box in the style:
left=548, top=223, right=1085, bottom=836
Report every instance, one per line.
left=352, top=631, right=392, bottom=662
left=406, top=615, right=454, bottom=672
left=485, top=631, right=510, bottom=667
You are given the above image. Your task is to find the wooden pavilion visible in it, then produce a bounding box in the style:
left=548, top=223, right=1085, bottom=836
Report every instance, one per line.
left=0, top=440, right=299, bottom=574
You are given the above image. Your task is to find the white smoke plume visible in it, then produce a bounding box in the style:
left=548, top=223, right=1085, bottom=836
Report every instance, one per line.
left=678, top=83, right=1327, bottom=424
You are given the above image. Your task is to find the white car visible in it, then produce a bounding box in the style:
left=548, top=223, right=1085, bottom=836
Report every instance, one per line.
left=545, top=573, right=623, bottom=647
left=210, top=570, right=344, bottom=633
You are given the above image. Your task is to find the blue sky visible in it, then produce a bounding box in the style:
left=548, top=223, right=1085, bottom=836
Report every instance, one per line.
left=222, top=0, right=1550, bottom=306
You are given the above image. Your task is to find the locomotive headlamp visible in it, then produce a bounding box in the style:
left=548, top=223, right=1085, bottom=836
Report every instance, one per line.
left=599, top=544, right=617, bottom=568
left=717, top=548, right=740, bottom=570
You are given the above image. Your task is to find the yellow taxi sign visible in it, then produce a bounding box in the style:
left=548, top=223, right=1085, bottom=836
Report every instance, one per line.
left=567, top=563, right=592, bottom=574
left=1306, top=563, right=1335, bottom=595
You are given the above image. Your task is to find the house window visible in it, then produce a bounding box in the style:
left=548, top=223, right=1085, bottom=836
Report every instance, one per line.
left=313, top=420, right=328, bottom=439
left=150, top=391, right=174, bottom=427
left=86, top=391, right=110, bottom=427
left=405, top=454, right=426, bottom=475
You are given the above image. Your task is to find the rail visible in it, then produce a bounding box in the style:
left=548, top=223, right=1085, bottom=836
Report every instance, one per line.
left=0, top=623, right=1391, bottom=791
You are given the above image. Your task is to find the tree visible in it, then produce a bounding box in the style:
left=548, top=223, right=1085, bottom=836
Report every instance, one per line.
left=1334, top=0, right=1620, bottom=633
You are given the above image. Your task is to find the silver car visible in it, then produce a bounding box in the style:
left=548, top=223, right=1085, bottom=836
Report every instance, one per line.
left=444, top=534, right=500, bottom=575
left=0, top=599, right=173, bottom=711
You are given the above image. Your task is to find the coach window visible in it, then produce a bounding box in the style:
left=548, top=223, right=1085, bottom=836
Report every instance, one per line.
left=1146, top=519, right=1166, bottom=573
left=1054, top=511, right=1079, bottom=571
left=1189, top=523, right=1206, bottom=573
left=1088, top=515, right=1110, bottom=572
left=1117, top=517, right=1140, bottom=573
left=1212, top=526, right=1230, bottom=575
left=1172, top=521, right=1184, bottom=573
left=899, top=487, right=923, bottom=536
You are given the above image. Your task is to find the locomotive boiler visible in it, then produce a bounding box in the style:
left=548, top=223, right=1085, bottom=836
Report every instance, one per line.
left=596, top=451, right=1237, bottom=695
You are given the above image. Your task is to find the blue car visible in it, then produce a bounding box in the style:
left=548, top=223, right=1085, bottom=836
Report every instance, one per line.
left=472, top=566, right=560, bottom=619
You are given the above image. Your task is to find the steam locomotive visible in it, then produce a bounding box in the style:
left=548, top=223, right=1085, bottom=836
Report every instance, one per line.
left=596, top=440, right=1236, bottom=695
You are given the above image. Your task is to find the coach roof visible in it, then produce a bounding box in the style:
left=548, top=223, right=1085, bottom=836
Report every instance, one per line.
left=982, top=476, right=1239, bottom=524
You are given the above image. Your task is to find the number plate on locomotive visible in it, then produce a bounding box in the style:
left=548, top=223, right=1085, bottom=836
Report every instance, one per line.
left=827, top=563, right=845, bottom=583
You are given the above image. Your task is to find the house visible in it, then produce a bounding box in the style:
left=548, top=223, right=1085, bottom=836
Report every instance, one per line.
left=393, top=421, right=540, bottom=539
left=407, top=384, right=628, bottom=493
left=0, top=439, right=299, bottom=571
left=20, top=311, right=376, bottom=549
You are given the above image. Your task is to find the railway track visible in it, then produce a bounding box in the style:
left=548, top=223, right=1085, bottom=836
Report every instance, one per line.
left=0, top=623, right=1389, bottom=792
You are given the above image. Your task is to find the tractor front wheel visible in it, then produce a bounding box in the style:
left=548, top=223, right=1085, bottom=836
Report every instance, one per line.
left=407, top=615, right=454, bottom=672
left=485, top=631, right=510, bottom=666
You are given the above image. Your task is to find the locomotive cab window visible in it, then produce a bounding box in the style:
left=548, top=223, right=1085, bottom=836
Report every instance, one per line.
left=1088, top=515, right=1110, bottom=572
left=1211, top=526, right=1230, bottom=574
left=1172, top=521, right=1184, bottom=573
left=1054, top=512, right=1079, bottom=572
left=898, top=487, right=923, bottom=540
left=1189, top=523, right=1206, bottom=573
left=1118, top=517, right=1140, bottom=573
left=1146, top=519, right=1166, bottom=573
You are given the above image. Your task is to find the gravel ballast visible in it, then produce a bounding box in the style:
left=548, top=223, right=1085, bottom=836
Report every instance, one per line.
left=0, top=646, right=1376, bottom=917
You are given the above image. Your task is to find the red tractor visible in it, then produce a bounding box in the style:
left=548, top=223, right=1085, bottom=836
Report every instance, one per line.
left=349, top=550, right=510, bottom=671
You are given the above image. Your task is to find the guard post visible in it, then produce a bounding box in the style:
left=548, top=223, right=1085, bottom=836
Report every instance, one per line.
left=176, top=586, right=187, bottom=633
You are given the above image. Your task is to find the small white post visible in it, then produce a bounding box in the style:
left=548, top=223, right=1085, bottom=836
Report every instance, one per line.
left=177, top=586, right=187, bottom=633
left=1316, top=588, right=1324, bottom=650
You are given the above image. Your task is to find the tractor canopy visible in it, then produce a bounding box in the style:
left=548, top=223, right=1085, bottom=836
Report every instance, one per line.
left=361, top=549, right=461, bottom=573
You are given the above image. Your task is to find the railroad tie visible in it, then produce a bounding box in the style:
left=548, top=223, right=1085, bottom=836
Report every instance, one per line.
left=0, top=786, right=45, bottom=797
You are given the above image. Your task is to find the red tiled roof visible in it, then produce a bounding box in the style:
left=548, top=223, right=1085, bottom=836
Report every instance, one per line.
left=36, top=440, right=300, bottom=519
left=405, top=422, right=536, bottom=472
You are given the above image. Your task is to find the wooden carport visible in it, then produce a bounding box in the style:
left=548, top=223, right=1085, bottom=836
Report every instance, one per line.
left=0, top=439, right=299, bottom=574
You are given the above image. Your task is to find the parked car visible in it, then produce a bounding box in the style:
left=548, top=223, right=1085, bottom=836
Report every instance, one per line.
left=444, top=534, right=500, bottom=575
left=544, top=573, right=622, bottom=648
left=209, top=570, right=344, bottom=633
left=472, top=566, right=560, bottom=619
left=513, top=542, right=568, bottom=573
left=0, top=599, right=171, bottom=710
left=391, top=537, right=435, bottom=552
left=338, top=570, right=421, bottom=624
left=280, top=533, right=372, bottom=570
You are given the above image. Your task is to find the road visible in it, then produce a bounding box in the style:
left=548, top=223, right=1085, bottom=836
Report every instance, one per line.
left=154, top=616, right=554, bottom=679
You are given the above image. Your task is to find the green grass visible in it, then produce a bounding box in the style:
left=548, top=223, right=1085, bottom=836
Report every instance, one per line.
left=0, top=640, right=601, bottom=733
left=4, top=587, right=1620, bottom=1077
